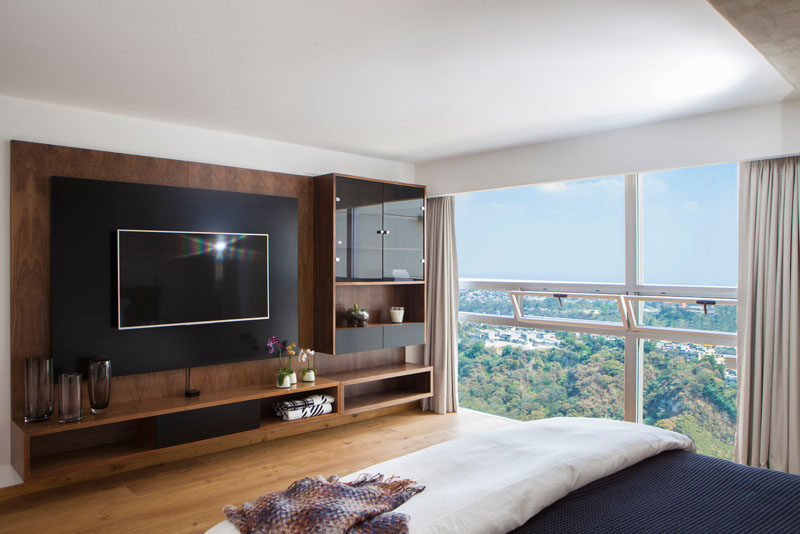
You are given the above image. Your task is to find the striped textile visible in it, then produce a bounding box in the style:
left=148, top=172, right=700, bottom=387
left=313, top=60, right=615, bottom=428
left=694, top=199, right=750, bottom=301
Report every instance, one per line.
left=273, top=394, right=334, bottom=414
left=223, top=473, right=424, bottom=534
left=279, top=402, right=333, bottom=421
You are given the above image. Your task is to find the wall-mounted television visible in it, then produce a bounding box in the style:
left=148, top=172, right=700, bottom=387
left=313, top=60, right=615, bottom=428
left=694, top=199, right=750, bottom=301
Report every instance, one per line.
left=117, top=230, right=269, bottom=329
left=51, top=176, right=298, bottom=377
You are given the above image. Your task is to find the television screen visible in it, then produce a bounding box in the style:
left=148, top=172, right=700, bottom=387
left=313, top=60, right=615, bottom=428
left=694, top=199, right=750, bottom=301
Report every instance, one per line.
left=117, top=230, right=269, bottom=329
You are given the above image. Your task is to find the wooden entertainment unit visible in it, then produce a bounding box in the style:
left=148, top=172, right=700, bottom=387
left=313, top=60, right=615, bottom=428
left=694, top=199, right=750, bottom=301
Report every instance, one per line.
left=13, top=363, right=431, bottom=482
left=8, top=142, right=431, bottom=493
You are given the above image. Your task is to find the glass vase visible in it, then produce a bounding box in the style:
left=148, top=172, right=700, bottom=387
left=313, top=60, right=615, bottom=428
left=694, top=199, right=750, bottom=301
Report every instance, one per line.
left=24, top=358, right=54, bottom=422
left=59, top=372, right=83, bottom=423
left=88, top=360, right=111, bottom=414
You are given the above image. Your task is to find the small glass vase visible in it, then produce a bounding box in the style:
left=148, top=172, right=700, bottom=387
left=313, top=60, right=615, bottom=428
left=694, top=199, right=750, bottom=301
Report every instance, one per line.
left=58, top=372, right=83, bottom=423
left=24, top=358, right=54, bottom=423
left=88, top=360, right=111, bottom=414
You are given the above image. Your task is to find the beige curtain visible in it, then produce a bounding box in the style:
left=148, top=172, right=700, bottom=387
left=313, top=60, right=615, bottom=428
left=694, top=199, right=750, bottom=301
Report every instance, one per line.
left=423, top=195, right=459, bottom=414
left=735, top=155, right=800, bottom=474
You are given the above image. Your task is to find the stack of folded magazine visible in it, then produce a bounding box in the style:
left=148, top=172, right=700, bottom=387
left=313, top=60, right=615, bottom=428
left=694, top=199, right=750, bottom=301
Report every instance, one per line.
left=273, top=394, right=334, bottom=421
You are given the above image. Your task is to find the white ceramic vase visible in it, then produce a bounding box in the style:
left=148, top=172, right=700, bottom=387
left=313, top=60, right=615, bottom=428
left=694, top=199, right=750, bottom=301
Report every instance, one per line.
left=301, top=369, right=316, bottom=382
left=289, top=371, right=297, bottom=384
left=277, top=374, right=292, bottom=388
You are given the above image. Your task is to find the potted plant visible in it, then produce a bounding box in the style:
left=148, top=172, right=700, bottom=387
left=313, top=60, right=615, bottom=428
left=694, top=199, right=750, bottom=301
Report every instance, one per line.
left=267, top=336, right=297, bottom=388
left=299, top=348, right=316, bottom=382
left=345, top=304, right=369, bottom=327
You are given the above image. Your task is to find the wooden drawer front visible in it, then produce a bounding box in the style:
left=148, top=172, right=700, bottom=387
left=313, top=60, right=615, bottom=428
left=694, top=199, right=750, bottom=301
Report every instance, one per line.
left=383, top=323, right=425, bottom=349
left=335, top=327, right=383, bottom=354
left=154, top=400, right=260, bottom=448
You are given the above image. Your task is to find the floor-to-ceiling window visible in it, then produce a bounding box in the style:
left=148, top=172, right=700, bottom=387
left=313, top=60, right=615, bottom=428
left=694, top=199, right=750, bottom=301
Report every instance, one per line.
left=455, top=163, right=738, bottom=459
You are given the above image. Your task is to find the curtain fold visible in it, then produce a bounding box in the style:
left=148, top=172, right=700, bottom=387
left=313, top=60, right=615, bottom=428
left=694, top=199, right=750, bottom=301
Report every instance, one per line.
left=735, top=155, right=800, bottom=474
left=423, top=195, right=459, bottom=414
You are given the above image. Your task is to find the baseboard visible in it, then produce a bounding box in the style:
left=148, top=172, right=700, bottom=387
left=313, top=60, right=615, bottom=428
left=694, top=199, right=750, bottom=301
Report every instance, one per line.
left=0, top=464, right=24, bottom=489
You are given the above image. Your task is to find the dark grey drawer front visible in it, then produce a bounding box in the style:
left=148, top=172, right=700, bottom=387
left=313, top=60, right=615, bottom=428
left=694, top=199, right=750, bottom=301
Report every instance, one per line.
left=335, top=326, right=383, bottom=354
left=383, top=323, right=425, bottom=348
left=154, top=400, right=260, bottom=448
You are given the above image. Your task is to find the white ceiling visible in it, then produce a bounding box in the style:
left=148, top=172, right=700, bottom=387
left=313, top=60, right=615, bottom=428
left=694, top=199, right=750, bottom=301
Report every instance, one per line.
left=0, top=0, right=794, bottom=162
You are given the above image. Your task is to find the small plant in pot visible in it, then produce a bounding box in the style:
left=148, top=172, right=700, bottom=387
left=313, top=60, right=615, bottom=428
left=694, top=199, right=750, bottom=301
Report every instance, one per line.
left=267, top=336, right=297, bottom=388
left=298, top=348, right=316, bottom=382
left=345, top=304, right=369, bottom=327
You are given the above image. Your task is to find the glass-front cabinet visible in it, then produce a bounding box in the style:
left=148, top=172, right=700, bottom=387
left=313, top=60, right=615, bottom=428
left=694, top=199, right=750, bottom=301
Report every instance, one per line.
left=335, top=177, right=424, bottom=281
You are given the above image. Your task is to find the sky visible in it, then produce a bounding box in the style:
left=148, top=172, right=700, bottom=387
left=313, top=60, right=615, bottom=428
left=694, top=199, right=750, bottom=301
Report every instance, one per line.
left=455, top=162, right=738, bottom=287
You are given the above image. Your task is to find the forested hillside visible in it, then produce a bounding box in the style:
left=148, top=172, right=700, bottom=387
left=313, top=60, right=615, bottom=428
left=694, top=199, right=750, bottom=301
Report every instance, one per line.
left=458, top=323, right=737, bottom=459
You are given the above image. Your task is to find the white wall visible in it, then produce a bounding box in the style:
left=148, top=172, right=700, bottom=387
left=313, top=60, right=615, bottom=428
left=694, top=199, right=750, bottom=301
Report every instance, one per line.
left=417, top=98, right=800, bottom=196
left=0, top=94, right=414, bottom=487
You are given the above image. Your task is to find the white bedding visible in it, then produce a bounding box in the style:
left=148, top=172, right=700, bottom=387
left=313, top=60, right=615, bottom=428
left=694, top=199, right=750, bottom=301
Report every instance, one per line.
left=207, top=417, right=694, bottom=534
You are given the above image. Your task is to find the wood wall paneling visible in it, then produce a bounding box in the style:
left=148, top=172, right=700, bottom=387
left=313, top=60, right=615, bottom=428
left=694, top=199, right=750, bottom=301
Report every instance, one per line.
left=9, top=141, right=317, bottom=422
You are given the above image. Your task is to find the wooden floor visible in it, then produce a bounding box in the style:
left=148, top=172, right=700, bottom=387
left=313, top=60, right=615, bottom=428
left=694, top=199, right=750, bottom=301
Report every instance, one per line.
left=0, top=408, right=513, bottom=533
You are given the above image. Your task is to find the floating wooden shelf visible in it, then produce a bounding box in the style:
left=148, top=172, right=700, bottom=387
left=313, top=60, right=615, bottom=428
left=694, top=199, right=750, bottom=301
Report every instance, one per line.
left=29, top=409, right=344, bottom=480
left=335, top=321, right=424, bottom=331
left=17, top=378, right=339, bottom=437
left=14, top=365, right=431, bottom=484
left=335, top=280, right=425, bottom=286
left=327, top=363, right=431, bottom=385
left=330, top=363, right=433, bottom=415
left=344, top=391, right=433, bottom=415
left=30, top=439, right=150, bottom=478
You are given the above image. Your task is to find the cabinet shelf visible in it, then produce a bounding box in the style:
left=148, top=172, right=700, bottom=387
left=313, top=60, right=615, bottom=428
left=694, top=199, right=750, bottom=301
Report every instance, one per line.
left=30, top=439, right=151, bottom=479
left=336, top=321, right=424, bottom=331
left=17, top=379, right=338, bottom=437
left=19, top=363, right=429, bottom=482
left=335, top=280, right=424, bottom=286
left=344, top=390, right=433, bottom=415
left=335, top=246, right=422, bottom=251
left=327, top=363, right=431, bottom=385
left=330, top=363, right=433, bottom=415
left=28, top=409, right=343, bottom=480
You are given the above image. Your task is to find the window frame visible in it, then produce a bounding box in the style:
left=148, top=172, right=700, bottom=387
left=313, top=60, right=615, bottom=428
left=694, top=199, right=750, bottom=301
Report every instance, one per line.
left=457, top=171, right=738, bottom=423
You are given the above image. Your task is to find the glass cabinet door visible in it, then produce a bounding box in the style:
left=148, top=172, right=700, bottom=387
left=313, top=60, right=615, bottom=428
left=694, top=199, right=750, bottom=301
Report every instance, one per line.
left=382, top=184, right=424, bottom=280
left=335, top=177, right=383, bottom=280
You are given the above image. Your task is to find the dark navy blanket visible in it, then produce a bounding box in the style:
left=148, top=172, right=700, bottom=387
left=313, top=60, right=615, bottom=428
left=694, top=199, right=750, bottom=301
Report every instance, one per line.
left=509, top=450, right=800, bottom=533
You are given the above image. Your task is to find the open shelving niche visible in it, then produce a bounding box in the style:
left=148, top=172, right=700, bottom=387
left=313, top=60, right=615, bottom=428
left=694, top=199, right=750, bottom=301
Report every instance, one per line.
left=333, top=281, right=426, bottom=354
left=16, top=363, right=431, bottom=481
left=327, top=363, right=432, bottom=415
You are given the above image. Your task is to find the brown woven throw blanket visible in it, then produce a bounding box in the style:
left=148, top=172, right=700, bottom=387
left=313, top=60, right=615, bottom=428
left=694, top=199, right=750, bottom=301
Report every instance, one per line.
left=223, top=473, right=425, bottom=534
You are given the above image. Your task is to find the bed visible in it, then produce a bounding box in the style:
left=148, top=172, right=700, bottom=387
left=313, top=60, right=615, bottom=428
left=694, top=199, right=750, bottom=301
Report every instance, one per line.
left=208, top=417, right=800, bottom=533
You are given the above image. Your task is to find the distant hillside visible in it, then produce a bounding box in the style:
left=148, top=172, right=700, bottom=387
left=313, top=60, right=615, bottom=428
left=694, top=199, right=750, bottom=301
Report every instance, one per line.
left=458, top=323, right=737, bottom=459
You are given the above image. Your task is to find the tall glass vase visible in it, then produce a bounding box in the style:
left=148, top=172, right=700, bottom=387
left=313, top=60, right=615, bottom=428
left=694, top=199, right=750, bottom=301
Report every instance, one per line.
left=24, top=358, right=54, bottom=422
left=88, top=359, right=111, bottom=414
left=59, top=372, right=83, bottom=423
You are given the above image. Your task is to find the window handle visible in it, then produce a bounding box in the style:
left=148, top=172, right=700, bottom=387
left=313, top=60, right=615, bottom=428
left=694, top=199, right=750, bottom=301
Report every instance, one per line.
left=553, top=293, right=568, bottom=307
left=696, top=299, right=716, bottom=316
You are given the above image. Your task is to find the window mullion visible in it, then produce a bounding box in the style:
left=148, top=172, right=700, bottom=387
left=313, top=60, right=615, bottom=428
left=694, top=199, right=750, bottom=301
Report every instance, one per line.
left=624, top=334, right=642, bottom=423
left=624, top=173, right=642, bottom=293
left=624, top=174, right=642, bottom=423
